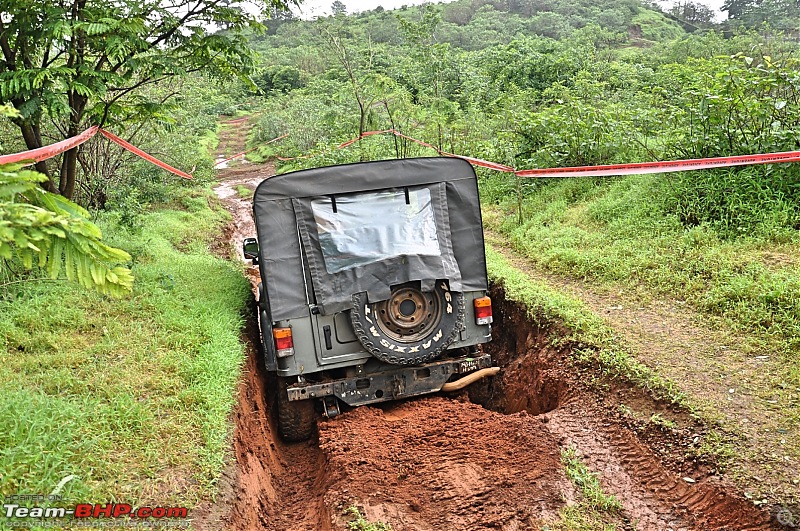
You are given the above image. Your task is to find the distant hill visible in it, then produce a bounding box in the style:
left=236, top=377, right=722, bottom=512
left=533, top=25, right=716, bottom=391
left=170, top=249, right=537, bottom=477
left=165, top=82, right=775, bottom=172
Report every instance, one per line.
left=251, top=0, right=685, bottom=53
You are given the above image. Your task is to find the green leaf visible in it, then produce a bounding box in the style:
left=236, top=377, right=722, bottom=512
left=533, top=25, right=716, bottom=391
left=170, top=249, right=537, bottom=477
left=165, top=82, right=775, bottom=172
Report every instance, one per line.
left=47, top=238, right=63, bottom=279
left=1, top=163, right=134, bottom=296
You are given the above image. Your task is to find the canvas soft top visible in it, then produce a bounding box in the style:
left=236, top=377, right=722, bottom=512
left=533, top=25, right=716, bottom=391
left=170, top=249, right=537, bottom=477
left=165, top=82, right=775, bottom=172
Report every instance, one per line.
left=253, top=157, right=488, bottom=320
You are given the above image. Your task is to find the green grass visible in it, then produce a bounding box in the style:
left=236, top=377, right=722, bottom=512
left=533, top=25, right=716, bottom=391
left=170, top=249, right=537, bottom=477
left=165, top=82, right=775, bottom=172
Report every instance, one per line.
left=346, top=506, right=392, bottom=531
left=542, top=447, right=622, bottom=530
left=545, top=505, right=618, bottom=531
left=0, top=188, right=250, bottom=517
left=234, top=184, right=254, bottom=199
left=482, top=173, right=800, bottom=373
left=486, top=245, right=688, bottom=407
left=561, top=447, right=622, bottom=513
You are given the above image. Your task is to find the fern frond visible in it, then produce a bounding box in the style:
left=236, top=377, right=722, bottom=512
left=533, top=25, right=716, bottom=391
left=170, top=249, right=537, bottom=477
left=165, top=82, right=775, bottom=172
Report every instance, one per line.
left=2, top=164, right=134, bottom=296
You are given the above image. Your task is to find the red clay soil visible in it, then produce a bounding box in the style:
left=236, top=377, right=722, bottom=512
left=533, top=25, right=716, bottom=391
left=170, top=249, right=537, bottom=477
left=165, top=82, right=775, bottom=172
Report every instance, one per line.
left=473, top=286, right=777, bottom=531
left=194, top=122, right=782, bottom=530
left=318, top=398, right=568, bottom=530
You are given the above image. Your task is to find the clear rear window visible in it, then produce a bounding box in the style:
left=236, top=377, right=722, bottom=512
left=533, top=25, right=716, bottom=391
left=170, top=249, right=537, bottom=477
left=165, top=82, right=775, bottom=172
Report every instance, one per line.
left=311, top=188, right=441, bottom=274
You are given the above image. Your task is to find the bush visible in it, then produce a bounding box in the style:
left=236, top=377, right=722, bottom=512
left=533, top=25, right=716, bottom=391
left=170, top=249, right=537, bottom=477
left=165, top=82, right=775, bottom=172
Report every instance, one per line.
left=656, top=167, right=800, bottom=242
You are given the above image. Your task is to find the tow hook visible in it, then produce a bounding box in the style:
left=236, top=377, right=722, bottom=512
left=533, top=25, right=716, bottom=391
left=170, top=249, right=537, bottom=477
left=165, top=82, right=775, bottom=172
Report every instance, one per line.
left=322, top=396, right=341, bottom=418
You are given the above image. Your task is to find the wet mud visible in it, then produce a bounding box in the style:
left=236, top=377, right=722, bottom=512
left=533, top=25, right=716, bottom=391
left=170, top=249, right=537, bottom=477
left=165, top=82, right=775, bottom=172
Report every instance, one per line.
left=195, top=125, right=781, bottom=530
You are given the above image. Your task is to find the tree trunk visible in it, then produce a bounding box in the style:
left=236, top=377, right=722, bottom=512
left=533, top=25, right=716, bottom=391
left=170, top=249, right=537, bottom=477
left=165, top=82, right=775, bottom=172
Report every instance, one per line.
left=12, top=118, right=58, bottom=192
left=59, top=93, right=87, bottom=200
left=59, top=146, right=79, bottom=199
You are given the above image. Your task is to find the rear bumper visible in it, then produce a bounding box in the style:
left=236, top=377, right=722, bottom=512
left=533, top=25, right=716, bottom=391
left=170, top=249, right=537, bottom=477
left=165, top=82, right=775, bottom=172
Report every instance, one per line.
left=286, top=354, right=493, bottom=406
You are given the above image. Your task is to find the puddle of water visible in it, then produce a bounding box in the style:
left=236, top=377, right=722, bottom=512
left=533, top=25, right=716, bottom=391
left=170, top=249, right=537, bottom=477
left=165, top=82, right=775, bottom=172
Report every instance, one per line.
left=215, top=155, right=252, bottom=170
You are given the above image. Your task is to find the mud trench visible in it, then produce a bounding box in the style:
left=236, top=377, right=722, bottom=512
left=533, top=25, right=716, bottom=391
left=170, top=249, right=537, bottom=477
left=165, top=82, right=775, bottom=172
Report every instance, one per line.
left=197, top=169, right=780, bottom=531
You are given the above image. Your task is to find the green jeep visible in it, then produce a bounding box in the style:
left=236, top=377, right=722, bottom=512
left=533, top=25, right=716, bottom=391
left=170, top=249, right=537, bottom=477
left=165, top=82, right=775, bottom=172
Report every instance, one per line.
left=243, top=157, right=496, bottom=441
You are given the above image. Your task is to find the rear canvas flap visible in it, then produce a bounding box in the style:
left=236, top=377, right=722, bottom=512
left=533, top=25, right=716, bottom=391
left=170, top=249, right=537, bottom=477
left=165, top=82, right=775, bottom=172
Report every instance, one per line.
left=253, top=158, right=487, bottom=321
left=293, top=182, right=461, bottom=315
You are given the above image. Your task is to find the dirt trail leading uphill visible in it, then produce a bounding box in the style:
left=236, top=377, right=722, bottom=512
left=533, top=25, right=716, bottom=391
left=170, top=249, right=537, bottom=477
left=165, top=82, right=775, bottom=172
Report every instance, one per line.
left=194, top=118, right=780, bottom=530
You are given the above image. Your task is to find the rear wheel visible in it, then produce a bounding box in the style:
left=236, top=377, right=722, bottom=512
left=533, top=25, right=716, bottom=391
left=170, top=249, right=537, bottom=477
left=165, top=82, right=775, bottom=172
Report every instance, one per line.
left=276, top=377, right=317, bottom=442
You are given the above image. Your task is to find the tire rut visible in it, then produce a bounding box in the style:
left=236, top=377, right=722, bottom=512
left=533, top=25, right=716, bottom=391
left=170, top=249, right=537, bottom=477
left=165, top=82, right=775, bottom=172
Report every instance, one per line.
left=472, top=284, right=777, bottom=531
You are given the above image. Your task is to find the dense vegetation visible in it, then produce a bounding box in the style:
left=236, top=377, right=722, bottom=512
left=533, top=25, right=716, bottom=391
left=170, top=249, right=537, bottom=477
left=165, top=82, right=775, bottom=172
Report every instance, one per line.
left=233, top=0, right=800, bottom=361
left=2, top=0, right=799, bottom=521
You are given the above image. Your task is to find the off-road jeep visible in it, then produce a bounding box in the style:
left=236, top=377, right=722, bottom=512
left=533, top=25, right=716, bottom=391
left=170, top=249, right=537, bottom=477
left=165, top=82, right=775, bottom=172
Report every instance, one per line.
left=243, top=157, right=496, bottom=441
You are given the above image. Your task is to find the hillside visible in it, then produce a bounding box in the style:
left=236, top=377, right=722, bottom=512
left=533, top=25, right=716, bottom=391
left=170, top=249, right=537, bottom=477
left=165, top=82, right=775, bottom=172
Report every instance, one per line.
left=2, top=0, right=799, bottom=529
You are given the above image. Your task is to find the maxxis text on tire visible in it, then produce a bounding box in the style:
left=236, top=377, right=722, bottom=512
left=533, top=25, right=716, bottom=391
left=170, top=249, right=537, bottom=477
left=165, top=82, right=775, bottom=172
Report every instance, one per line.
left=351, top=280, right=465, bottom=365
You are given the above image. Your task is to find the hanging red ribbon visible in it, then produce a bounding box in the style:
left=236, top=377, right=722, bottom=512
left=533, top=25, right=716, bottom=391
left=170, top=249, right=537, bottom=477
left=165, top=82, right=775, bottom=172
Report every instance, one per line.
left=0, top=126, right=99, bottom=165
left=0, top=126, right=192, bottom=179
left=5, top=125, right=800, bottom=183
left=98, top=129, right=193, bottom=180
left=330, top=129, right=800, bottom=177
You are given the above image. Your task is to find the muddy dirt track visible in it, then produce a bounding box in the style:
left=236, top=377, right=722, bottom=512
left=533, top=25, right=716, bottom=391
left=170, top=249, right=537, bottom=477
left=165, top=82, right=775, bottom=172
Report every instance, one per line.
left=195, top=122, right=783, bottom=531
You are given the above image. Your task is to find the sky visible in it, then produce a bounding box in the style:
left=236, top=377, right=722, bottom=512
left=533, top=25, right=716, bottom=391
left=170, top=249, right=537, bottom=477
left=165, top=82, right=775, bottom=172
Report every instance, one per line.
left=290, top=0, right=729, bottom=20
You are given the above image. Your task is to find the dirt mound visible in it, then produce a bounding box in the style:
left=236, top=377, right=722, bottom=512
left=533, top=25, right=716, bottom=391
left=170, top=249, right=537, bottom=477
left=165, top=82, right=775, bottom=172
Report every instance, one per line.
left=472, top=286, right=775, bottom=531
left=318, top=398, right=567, bottom=530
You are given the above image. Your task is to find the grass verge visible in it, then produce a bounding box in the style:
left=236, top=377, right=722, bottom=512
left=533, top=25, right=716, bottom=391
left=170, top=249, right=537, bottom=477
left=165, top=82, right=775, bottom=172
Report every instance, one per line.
left=486, top=244, right=687, bottom=407
left=482, top=174, right=800, bottom=372
left=0, top=188, right=250, bottom=523
left=543, top=447, right=622, bottom=531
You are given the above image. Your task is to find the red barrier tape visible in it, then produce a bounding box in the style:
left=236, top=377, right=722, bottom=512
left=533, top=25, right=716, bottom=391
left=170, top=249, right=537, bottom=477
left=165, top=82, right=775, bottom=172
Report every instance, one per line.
left=98, top=129, right=193, bottom=180
left=0, top=126, right=99, bottom=165
left=0, top=126, right=193, bottom=180
left=332, top=129, right=800, bottom=178
left=338, top=129, right=396, bottom=149
left=15, top=125, right=794, bottom=184
left=276, top=154, right=314, bottom=161
left=514, top=151, right=800, bottom=177
left=214, top=133, right=289, bottom=167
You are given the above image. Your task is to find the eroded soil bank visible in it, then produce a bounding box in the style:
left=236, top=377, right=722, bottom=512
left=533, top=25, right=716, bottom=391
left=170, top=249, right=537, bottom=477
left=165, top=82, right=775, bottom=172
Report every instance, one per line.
left=200, top=281, right=777, bottom=530
left=195, top=151, right=783, bottom=530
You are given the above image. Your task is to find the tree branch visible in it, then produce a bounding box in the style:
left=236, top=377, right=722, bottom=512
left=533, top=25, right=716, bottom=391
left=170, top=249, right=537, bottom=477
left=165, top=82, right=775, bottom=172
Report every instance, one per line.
left=0, top=20, right=17, bottom=69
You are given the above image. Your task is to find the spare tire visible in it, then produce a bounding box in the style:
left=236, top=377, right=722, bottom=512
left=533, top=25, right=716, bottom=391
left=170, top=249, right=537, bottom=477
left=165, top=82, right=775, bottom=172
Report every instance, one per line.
left=351, top=280, right=465, bottom=365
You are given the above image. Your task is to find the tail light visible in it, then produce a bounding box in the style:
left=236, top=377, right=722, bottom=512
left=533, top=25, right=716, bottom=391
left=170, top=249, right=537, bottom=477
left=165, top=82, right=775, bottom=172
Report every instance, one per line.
left=474, top=296, right=493, bottom=325
left=273, top=327, right=295, bottom=358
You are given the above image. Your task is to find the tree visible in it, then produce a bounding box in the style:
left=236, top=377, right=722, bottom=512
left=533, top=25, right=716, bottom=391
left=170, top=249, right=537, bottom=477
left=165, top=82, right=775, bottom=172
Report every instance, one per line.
left=316, top=21, right=376, bottom=143
left=264, top=7, right=298, bottom=35
left=722, top=0, right=800, bottom=29
left=721, top=0, right=756, bottom=19
left=397, top=5, right=461, bottom=149
left=331, top=1, right=348, bottom=16
left=670, top=1, right=716, bottom=25
left=0, top=104, right=133, bottom=296
left=255, top=65, right=304, bottom=94
left=0, top=0, right=296, bottom=200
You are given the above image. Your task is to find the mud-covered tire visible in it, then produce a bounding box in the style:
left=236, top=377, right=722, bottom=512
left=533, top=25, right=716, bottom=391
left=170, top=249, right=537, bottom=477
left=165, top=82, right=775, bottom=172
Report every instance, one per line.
left=351, top=280, right=465, bottom=365
left=276, top=377, right=316, bottom=442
